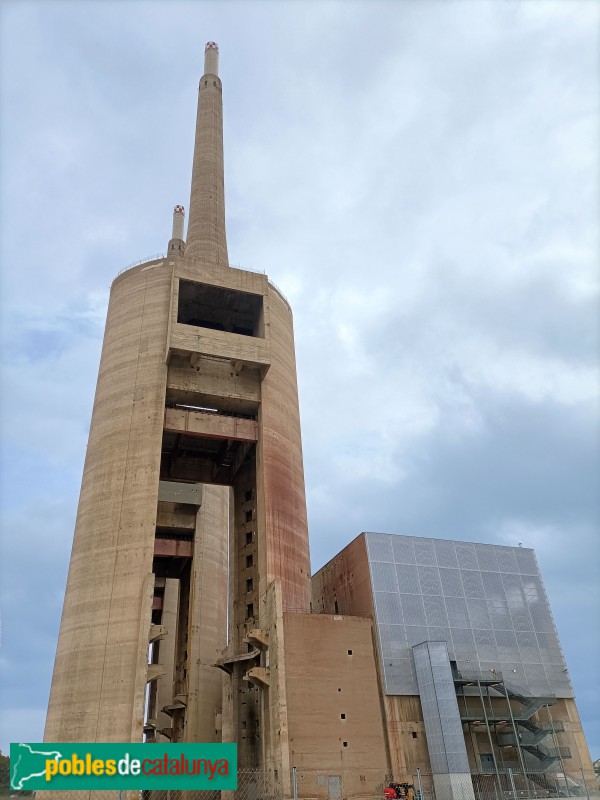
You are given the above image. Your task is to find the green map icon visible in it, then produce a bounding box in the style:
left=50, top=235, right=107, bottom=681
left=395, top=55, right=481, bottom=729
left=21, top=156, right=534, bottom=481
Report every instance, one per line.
left=11, top=743, right=63, bottom=790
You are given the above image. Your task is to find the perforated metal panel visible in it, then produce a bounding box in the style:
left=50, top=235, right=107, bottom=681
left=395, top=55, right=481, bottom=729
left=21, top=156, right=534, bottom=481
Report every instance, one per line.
left=365, top=533, right=573, bottom=698
left=413, top=641, right=471, bottom=775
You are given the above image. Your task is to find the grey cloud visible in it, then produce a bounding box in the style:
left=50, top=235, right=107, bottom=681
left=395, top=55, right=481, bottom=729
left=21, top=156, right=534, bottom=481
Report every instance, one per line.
left=1, top=0, right=598, bottom=758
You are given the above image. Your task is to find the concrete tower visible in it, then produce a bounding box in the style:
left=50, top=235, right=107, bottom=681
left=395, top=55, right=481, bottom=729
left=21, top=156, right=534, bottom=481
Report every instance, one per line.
left=44, top=39, right=311, bottom=777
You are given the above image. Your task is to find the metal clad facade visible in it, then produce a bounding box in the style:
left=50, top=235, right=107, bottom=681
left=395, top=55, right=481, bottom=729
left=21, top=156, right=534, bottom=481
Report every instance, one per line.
left=364, top=532, right=572, bottom=698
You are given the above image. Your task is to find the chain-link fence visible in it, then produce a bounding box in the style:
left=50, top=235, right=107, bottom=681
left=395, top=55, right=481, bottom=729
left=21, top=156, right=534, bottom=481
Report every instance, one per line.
left=410, top=769, right=599, bottom=800
left=1, top=764, right=598, bottom=800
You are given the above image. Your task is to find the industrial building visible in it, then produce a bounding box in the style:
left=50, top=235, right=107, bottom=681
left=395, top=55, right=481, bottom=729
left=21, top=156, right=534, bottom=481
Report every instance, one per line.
left=43, top=40, right=595, bottom=800
left=313, top=533, right=595, bottom=799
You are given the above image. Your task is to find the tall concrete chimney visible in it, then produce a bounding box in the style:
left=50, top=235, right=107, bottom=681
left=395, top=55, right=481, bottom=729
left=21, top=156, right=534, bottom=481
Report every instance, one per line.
left=43, top=38, right=311, bottom=786
left=185, top=41, right=228, bottom=265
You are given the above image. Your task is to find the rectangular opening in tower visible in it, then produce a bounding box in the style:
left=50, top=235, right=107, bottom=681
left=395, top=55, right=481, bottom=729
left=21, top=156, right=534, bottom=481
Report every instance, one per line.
left=177, top=279, right=264, bottom=337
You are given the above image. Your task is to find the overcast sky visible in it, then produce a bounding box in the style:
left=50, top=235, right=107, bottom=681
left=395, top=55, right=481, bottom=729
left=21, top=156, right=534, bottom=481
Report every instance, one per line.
left=0, top=0, right=598, bottom=761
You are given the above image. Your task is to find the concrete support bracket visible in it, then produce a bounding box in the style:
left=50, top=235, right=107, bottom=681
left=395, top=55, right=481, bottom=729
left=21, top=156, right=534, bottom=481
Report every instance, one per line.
left=147, top=664, right=166, bottom=683
left=244, top=629, right=269, bottom=649
left=148, top=625, right=169, bottom=642
left=215, top=647, right=260, bottom=674
left=149, top=624, right=168, bottom=643
left=244, top=666, right=270, bottom=688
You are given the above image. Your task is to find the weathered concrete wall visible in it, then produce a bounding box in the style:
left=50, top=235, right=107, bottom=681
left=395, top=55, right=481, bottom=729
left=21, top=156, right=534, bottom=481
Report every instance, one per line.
left=259, top=286, right=311, bottom=613
left=312, top=533, right=374, bottom=617
left=44, top=259, right=172, bottom=745
left=283, top=613, right=388, bottom=771
left=384, top=695, right=430, bottom=779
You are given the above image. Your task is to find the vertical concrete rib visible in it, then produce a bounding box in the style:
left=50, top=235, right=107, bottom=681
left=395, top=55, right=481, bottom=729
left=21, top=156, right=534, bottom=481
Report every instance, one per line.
left=185, top=42, right=228, bottom=266
left=155, top=579, right=179, bottom=740
left=185, top=485, right=229, bottom=742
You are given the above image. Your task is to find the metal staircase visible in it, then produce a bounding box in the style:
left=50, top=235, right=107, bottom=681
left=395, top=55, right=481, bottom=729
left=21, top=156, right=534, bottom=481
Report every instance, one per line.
left=498, top=724, right=565, bottom=748
left=491, top=680, right=556, bottom=721
left=453, top=671, right=570, bottom=773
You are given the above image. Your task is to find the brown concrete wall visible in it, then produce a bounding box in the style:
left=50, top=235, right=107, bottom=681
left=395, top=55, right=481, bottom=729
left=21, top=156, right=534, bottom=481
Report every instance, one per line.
left=44, top=258, right=171, bottom=744
left=283, top=613, right=388, bottom=771
left=259, top=285, right=311, bottom=613
left=384, top=696, right=430, bottom=779
left=312, top=533, right=374, bottom=617
left=527, top=700, right=595, bottom=784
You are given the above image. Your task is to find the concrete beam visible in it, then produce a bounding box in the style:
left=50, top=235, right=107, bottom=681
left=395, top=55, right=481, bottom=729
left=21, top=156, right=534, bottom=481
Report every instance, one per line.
left=164, top=407, right=258, bottom=443
left=158, top=480, right=203, bottom=506
left=169, top=322, right=271, bottom=375
left=156, top=502, right=196, bottom=530
left=153, top=538, right=193, bottom=558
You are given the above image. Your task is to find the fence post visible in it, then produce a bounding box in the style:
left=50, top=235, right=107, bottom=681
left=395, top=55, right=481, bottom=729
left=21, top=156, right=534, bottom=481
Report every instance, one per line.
left=293, top=765, right=298, bottom=800
left=507, top=768, right=517, bottom=800
left=417, top=767, right=424, bottom=800
left=580, top=768, right=590, bottom=800
left=118, top=791, right=123, bottom=800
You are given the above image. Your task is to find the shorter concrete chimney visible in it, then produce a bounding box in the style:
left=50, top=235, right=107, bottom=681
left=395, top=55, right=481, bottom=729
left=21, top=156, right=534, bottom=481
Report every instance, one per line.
left=168, top=204, right=185, bottom=256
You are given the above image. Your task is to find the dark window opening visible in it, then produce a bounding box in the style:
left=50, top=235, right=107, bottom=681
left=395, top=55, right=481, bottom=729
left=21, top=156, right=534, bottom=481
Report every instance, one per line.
left=347, top=650, right=353, bottom=656
left=177, top=279, right=263, bottom=338
left=334, top=600, right=339, bottom=614
left=246, top=532, right=253, bottom=545
left=245, top=489, right=253, bottom=502
left=338, top=688, right=342, bottom=692
left=412, top=732, right=418, bottom=739
left=340, top=714, right=346, bottom=720
left=342, top=742, right=348, bottom=748
left=245, top=510, right=253, bottom=523
left=246, top=578, right=253, bottom=593
left=246, top=603, right=254, bottom=619
left=246, top=554, right=254, bottom=568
